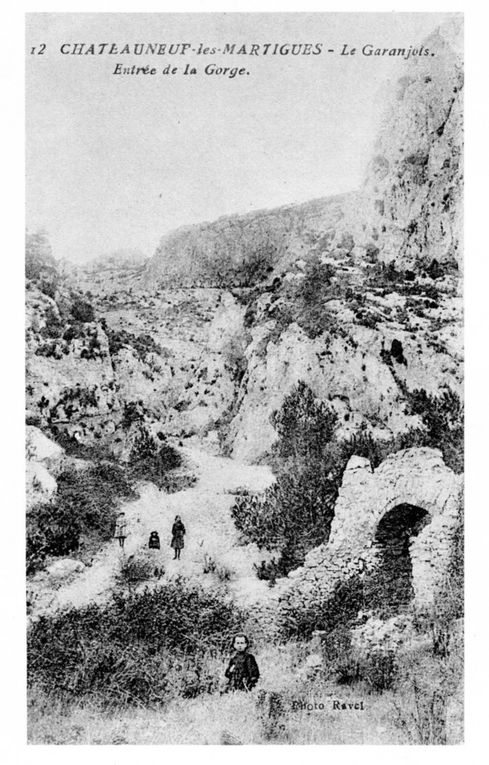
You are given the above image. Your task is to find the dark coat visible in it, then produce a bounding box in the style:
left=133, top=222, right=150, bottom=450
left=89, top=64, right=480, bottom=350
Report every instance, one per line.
left=148, top=532, right=160, bottom=549
left=225, top=651, right=260, bottom=691
left=171, top=520, right=185, bottom=549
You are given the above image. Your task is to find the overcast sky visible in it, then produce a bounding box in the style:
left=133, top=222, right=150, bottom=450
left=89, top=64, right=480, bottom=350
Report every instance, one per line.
left=26, top=12, right=454, bottom=263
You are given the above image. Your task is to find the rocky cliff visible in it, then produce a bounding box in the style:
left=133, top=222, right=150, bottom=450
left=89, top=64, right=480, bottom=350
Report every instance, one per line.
left=354, top=24, right=463, bottom=269
left=26, top=22, right=463, bottom=468
left=144, top=194, right=349, bottom=288
left=145, top=23, right=462, bottom=287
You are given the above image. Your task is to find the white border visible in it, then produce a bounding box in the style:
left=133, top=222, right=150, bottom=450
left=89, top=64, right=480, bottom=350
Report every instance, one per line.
left=2, top=2, right=487, bottom=765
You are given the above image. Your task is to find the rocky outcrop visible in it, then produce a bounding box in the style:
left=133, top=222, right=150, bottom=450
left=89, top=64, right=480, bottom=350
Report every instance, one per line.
left=25, top=285, right=123, bottom=443
left=228, top=305, right=462, bottom=462
left=26, top=426, right=65, bottom=509
left=144, top=195, right=348, bottom=287
left=355, top=24, right=463, bottom=269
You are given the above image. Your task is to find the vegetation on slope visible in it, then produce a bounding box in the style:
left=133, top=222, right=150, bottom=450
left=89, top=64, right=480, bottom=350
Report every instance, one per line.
left=28, top=580, right=243, bottom=706
left=232, top=381, right=463, bottom=578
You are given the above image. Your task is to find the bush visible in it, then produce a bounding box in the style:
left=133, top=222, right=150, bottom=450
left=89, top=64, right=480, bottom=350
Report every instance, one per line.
left=404, top=388, right=464, bottom=473
left=271, top=381, right=337, bottom=463
left=232, top=465, right=337, bottom=575
left=231, top=384, right=354, bottom=574
left=27, top=580, right=243, bottom=705
left=116, top=555, right=156, bottom=588
left=127, top=429, right=187, bottom=490
left=254, top=559, right=279, bottom=586
left=280, top=258, right=339, bottom=340
left=105, top=327, right=163, bottom=362
left=26, top=230, right=58, bottom=296
left=71, top=296, right=95, bottom=323
left=26, top=463, right=136, bottom=573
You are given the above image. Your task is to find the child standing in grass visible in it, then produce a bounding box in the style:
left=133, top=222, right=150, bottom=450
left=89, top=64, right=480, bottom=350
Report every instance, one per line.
left=114, top=511, right=127, bottom=549
left=225, top=634, right=260, bottom=692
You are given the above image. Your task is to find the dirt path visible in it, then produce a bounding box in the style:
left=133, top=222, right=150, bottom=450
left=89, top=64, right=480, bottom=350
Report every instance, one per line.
left=30, top=448, right=276, bottom=617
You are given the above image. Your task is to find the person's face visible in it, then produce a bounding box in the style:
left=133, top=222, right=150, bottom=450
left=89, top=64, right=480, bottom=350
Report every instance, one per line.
left=234, top=636, right=247, bottom=652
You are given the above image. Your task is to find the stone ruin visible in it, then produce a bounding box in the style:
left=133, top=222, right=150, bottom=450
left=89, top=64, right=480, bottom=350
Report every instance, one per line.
left=251, top=447, right=463, bottom=638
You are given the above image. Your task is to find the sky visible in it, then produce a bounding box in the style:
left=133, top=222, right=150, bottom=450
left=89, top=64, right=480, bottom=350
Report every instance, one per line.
left=26, top=12, right=454, bottom=263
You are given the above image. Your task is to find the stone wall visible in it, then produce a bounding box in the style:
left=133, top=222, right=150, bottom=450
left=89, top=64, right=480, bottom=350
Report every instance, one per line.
left=279, top=447, right=462, bottom=617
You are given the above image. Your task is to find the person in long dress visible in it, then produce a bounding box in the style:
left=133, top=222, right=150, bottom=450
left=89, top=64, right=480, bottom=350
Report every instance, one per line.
left=171, top=515, right=185, bottom=559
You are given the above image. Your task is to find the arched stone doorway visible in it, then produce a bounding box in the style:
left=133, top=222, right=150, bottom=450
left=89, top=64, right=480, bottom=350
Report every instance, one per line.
left=371, top=504, right=431, bottom=615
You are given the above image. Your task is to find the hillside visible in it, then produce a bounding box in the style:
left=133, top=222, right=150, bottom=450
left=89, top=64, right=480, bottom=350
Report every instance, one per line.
left=144, top=194, right=351, bottom=288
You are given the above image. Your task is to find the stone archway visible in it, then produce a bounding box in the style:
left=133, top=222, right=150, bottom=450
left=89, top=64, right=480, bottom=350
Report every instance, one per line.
left=371, top=504, right=431, bottom=615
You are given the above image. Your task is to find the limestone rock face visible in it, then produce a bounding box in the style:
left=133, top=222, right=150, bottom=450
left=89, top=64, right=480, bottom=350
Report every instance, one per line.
left=26, top=426, right=65, bottom=509
left=26, top=425, right=63, bottom=466
left=356, top=24, right=463, bottom=269
left=228, top=308, right=461, bottom=463
left=144, top=195, right=348, bottom=288
left=26, top=286, right=123, bottom=444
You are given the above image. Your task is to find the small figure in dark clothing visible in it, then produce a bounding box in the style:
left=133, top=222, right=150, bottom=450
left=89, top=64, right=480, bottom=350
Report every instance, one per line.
left=171, top=515, right=185, bottom=559
left=148, top=531, right=161, bottom=549
left=225, top=634, right=260, bottom=692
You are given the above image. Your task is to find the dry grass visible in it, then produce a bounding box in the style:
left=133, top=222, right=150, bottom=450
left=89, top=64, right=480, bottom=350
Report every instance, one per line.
left=28, top=683, right=408, bottom=745
left=28, top=641, right=411, bottom=745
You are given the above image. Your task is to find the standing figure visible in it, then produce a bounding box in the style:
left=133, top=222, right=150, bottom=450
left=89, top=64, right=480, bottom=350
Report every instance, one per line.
left=171, top=515, right=186, bottom=560
left=114, top=511, right=127, bottom=549
left=148, top=531, right=161, bottom=549
left=225, top=634, right=260, bottom=692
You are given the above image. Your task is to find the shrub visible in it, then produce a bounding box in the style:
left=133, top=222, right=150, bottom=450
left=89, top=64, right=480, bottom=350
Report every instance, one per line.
left=26, top=463, right=136, bottom=573
left=105, top=327, right=163, bottom=362
left=26, top=229, right=58, bottom=296
left=39, top=306, right=63, bottom=339
left=254, top=559, right=279, bottom=586
left=27, top=580, right=243, bottom=705
left=127, top=430, right=185, bottom=490
left=232, top=464, right=337, bottom=576
left=285, top=258, right=338, bottom=339
left=327, top=639, right=396, bottom=692
left=116, top=555, right=155, bottom=588
left=70, top=296, right=95, bottom=323
left=271, top=381, right=337, bottom=463
left=234, top=244, right=277, bottom=287
left=404, top=388, right=464, bottom=473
